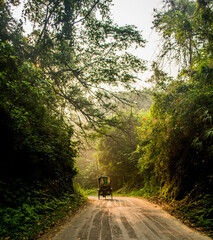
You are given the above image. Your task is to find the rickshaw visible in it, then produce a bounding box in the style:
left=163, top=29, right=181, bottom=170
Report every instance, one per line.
left=98, top=176, right=113, bottom=199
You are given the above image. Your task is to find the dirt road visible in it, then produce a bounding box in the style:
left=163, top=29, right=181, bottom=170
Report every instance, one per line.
left=52, top=196, right=210, bottom=240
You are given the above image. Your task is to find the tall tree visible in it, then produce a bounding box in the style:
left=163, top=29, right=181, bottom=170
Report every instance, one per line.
left=0, top=1, right=78, bottom=186
left=11, top=0, right=147, bottom=133
left=153, top=0, right=213, bottom=73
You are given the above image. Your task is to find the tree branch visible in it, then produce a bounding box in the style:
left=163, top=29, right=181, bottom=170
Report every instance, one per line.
left=72, top=0, right=100, bottom=25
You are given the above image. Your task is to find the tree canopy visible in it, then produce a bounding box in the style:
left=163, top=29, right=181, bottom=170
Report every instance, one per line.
left=18, top=0, right=146, bottom=130
left=0, top=0, right=146, bottom=183
left=153, top=0, right=213, bottom=71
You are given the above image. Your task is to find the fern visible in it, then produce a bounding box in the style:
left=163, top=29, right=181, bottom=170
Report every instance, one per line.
left=203, top=128, right=213, bottom=140
left=201, top=110, right=212, bottom=124
left=192, top=137, right=203, bottom=150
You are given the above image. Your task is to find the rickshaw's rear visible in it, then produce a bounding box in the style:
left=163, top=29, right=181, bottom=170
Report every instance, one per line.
left=98, top=176, right=112, bottom=199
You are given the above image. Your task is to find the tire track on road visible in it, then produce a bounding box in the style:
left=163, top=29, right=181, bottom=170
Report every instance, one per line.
left=101, top=210, right=112, bottom=240
left=49, top=197, right=211, bottom=240
left=88, top=210, right=104, bottom=240
left=120, top=213, right=138, bottom=239
left=141, top=209, right=193, bottom=240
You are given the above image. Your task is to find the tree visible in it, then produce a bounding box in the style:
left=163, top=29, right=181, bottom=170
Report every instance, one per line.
left=13, top=0, right=147, bottom=133
left=152, top=0, right=213, bottom=73
left=97, top=112, right=144, bottom=188
left=134, top=0, right=213, bottom=200
left=0, top=39, right=77, bottom=187
left=0, top=2, right=78, bottom=189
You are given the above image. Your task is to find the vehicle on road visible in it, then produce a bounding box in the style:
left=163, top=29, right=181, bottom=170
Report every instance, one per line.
left=98, top=176, right=112, bottom=199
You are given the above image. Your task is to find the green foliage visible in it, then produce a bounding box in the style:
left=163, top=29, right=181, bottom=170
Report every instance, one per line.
left=137, top=61, right=213, bottom=199
left=0, top=40, right=77, bottom=183
left=0, top=181, right=86, bottom=240
left=75, top=149, right=100, bottom=189
left=84, top=188, right=98, bottom=196
left=131, top=0, right=213, bottom=200
left=0, top=7, right=79, bottom=239
left=175, top=193, right=213, bottom=238
left=153, top=0, right=213, bottom=69
left=15, top=0, right=146, bottom=131
left=96, top=111, right=149, bottom=189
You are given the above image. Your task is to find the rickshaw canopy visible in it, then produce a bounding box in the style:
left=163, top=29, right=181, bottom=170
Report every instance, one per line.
left=98, top=176, right=111, bottom=186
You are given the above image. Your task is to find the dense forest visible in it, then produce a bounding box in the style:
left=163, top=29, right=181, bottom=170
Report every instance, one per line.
left=0, top=0, right=213, bottom=239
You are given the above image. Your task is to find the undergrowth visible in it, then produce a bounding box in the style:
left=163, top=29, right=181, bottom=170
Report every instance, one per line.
left=0, top=181, right=87, bottom=240
left=84, top=188, right=98, bottom=196
left=174, top=194, right=213, bottom=238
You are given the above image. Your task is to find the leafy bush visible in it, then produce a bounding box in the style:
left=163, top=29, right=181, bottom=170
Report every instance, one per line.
left=175, top=194, right=213, bottom=238
left=0, top=184, right=86, bottom=239
left=84, top=188, right=98, bottom=196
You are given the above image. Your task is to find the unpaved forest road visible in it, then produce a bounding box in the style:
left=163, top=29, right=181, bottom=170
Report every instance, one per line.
left=53, top=197, right=210, bottom=240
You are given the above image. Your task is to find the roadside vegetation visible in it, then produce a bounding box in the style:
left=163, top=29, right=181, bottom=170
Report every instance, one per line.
left=0, top=182, right=86, bottom=239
